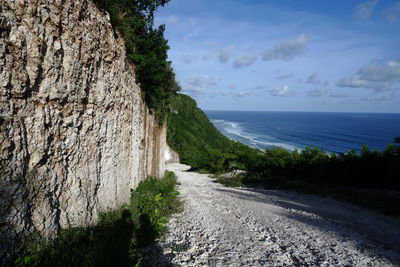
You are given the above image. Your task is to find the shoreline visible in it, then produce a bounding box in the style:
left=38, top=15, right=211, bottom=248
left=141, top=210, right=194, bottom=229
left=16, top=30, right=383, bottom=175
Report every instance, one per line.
left=207, top=113, right=398, bottom=154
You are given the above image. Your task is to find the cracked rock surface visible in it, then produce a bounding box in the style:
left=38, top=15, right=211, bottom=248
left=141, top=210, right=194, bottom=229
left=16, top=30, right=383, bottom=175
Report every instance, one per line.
left=143, top=163, right=400, bottom=266
left=0, top=0, right=169, bottom=262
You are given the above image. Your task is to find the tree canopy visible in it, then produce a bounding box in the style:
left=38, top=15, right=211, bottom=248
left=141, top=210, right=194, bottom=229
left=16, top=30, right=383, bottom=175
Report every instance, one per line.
left=95, top=0, right=180, bottom=122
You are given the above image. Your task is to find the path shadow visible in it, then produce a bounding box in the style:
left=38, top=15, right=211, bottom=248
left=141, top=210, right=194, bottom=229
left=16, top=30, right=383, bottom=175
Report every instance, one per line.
left=139, top=243, right=174, bottom=267
left=215, top=186, right=400, bottom=263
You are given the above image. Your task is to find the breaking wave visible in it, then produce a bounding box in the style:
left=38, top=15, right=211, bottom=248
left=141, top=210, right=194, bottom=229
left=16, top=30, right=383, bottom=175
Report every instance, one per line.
left=211, top=119, right=300, bottom=151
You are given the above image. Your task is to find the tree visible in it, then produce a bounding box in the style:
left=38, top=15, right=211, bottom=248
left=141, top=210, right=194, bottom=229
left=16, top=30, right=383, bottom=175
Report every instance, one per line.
left=94, top=0, right=180, bottom=122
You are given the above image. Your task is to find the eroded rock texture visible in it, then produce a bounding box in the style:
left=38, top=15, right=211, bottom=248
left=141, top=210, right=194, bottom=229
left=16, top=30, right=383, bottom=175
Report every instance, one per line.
left=0, top=0, right=169, bottom=262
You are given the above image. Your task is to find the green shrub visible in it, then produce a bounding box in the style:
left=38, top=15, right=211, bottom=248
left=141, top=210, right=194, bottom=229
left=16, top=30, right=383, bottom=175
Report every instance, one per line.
left=264, top=147, right=293, bottom=170
left=216, top=174, right=246, bottom=188
left=15, top=172, right=181, bottom=267
left=130, top=171, right=181, bottom=246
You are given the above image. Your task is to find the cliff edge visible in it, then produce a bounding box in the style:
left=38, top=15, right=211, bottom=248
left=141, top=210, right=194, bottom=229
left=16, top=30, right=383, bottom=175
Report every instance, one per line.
left=0, top=0, right=172, bottom=262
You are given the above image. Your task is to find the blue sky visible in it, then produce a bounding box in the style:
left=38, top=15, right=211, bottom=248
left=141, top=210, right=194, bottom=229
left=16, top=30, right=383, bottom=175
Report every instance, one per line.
left=155, top=0, right=400, bottom=113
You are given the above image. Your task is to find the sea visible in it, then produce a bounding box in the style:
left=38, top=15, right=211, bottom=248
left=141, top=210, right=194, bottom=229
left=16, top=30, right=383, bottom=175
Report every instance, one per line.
left=205, top=111, right=400, bottom=154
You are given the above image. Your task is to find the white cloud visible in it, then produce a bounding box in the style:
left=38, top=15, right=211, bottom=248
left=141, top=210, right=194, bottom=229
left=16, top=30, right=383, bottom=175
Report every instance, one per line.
left=361, top=94, right=395, bottom=102
left=182, top=74, right=221, bottom=95
left=263, top=34, right=309, bottom=61
left=235, top=91, right=252, bottom=97
left=382, top=2, right=400, bottom=22
left=186, top=74, right=220, bottom=87
left=358, top=60, right=400, bottom=81
left=355, top=0, right=379, bottom=20
left=306, top=71, right=321, bottom=85
left=336, top=75, right=393, bottom=90
left=336, top=59, right=400, bottom=91
left=233, top=54, right=257, bottom=68
left=337, top=75, right=370, bottom=88
left=218, top=45, right=235, bottom=63
left=269, top=85, right=295, bottom=97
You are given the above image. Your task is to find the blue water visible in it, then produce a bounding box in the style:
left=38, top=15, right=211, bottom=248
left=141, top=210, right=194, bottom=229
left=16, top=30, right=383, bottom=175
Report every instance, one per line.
left=205, top=111, right=400, bottom=154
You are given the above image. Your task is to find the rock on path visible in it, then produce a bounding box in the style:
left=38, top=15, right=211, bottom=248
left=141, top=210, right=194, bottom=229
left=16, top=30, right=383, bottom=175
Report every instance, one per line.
left=142, top=163, right=400, bottom=266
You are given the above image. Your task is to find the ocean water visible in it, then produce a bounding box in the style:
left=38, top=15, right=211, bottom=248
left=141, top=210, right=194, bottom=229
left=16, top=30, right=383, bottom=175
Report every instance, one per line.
left=205, top=111, right=400, bottom=154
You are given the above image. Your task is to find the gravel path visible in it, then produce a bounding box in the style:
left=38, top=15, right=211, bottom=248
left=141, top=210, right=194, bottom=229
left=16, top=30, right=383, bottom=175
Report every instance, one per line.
left=142, top=163, right=400, bottom=266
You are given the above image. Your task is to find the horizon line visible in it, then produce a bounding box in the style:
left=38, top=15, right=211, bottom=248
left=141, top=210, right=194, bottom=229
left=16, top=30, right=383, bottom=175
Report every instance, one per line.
left=203, top=110, right=400, bottom=114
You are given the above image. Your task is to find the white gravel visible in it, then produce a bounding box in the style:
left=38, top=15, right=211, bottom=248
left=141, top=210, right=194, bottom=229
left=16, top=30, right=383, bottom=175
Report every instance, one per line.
left=142, top=163, right=400, bottom=266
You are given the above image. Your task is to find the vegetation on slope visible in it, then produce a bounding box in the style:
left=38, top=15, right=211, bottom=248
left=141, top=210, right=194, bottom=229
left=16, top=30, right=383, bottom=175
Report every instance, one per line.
left=167, top=94, right=400, bottom=214
left=167, top=94, right=262, bottom=173
left=94, top=0, right=180, bottom=121
left=15, top=171, right=181, bottom=267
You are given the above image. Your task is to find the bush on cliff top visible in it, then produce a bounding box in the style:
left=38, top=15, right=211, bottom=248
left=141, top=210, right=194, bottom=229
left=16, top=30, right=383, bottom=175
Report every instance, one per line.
left=95, top=0, right=181, bottom=122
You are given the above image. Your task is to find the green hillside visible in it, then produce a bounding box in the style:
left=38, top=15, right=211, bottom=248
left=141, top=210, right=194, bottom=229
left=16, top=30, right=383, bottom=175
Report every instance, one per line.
left=167, top=94, right=262, bottom=173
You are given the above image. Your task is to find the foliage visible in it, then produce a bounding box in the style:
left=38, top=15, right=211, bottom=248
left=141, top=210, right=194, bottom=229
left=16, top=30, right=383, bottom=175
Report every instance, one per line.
left=251, top=146, right=399, bottom=189
left=94, top=0, right=181, bottom=122
left=15, top=171, right=181, bottom=267
left=167, top=94, right=262, bottom=173
left=130, top=171, right=181, bottom=246
left=216, top=174, right=246, bottom=188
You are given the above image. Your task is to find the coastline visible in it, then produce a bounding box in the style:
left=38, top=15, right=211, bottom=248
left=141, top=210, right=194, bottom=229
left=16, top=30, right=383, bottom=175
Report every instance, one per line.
left=206, top=111, right=400, bottom=154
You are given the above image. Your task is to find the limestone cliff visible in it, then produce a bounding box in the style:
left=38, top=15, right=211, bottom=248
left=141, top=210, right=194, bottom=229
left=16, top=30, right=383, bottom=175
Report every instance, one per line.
left=0, top=0, right=173, bottom=261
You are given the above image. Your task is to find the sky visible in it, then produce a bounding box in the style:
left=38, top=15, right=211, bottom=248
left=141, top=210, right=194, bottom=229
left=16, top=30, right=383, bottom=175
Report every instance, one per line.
left=155, top=0, right=400, bottom=113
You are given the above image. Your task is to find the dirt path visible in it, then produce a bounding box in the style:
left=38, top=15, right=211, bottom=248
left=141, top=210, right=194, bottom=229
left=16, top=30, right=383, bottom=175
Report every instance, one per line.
left=143, top=163, right=400, bottom=266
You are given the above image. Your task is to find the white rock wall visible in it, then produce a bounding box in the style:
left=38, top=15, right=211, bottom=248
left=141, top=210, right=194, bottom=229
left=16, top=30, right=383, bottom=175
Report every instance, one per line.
left=0, top=0, right=169, bottom=262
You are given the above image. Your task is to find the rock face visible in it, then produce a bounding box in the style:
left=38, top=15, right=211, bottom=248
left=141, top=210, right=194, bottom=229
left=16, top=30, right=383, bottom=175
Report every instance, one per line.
left=0, top=0, right=171, bottom=262
left=165, top=145, right=180, bottom=164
